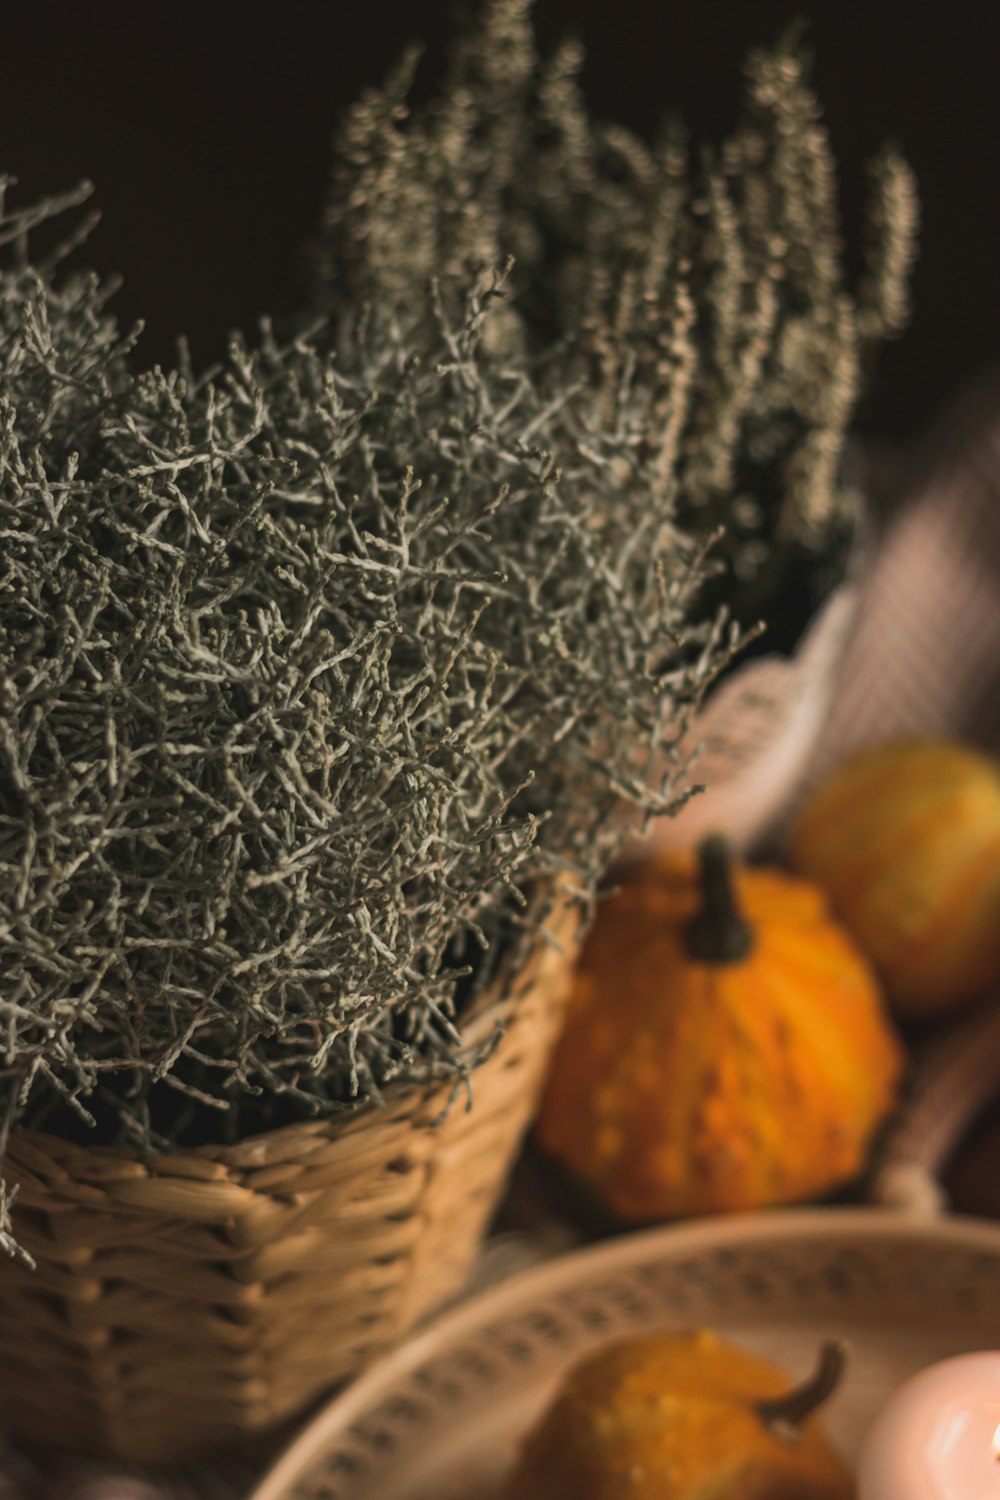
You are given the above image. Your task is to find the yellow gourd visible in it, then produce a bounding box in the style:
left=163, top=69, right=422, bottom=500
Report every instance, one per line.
left=788, top=738, right=1000, bottom=1016
left=536, top=837, right=902, bottom=1219
left=506, top=1329, right=853, bottom=1500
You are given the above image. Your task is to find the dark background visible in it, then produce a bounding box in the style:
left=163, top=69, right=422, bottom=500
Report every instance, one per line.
left=3, top=2, right=996, bottom=438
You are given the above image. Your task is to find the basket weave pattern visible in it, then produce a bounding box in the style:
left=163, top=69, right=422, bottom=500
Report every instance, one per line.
left=0, top=898, right=579, bottom=1466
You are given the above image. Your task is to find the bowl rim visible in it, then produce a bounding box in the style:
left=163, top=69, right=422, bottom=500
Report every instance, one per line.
left=248, top=1205, right=1000, bottom=1500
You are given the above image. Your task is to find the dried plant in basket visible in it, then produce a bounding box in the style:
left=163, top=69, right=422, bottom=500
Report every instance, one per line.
left=312, top=0, right=918, bottom=653
left=0, top=170, right=737, bottom=1260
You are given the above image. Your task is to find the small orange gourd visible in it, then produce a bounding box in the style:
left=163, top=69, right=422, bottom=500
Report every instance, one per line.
left=536, top=837, right=902, bottom=1220
left=506, top=1329, right=853, bottom=1500
left=788, top=738, right=1000, bottom=1017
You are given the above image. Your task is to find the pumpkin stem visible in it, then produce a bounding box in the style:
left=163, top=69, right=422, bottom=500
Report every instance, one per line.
left=684, top=834, right=755, bottom=963
left=756, top=1341, right=848, bottom=1444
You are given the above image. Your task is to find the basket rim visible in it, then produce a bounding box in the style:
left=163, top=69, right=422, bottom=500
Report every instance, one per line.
left=7, top=877, right=583, bottom=1173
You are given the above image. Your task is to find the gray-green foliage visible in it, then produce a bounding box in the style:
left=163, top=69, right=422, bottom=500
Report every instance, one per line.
left=0, top=3, right=919, bottom=1256
left=315, top=1, right=918, bottom=598
left=0, top=176, right=731, bottom=1254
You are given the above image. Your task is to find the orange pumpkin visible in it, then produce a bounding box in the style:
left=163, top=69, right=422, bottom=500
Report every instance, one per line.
left=506, top=1329, right=852, bottom=1500
left=788, top=738, right=1000, bottom=1017
left=535, top=837, right=902, bottom=1219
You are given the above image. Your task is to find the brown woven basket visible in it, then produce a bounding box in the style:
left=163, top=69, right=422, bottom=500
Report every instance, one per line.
left=0, top=890, right=580, bottom=1466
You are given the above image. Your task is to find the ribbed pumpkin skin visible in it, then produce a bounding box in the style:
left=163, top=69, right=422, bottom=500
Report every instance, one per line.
left=535, top=851, right=902, bottom=1221
left=788, top=739, right=1000, bottom=1017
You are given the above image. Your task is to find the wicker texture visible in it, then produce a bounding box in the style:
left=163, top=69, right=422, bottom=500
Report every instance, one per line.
left=0, top=896, right=579, bottom=1466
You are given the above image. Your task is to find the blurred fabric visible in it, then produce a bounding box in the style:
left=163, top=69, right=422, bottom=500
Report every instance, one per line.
left=804, top=368, right=1000, bottom=771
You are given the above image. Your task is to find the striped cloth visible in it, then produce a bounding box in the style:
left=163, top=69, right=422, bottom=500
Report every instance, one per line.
left=2, top=368, right=999, bottom=1500
left=799, top=367, right=1000, bottom=790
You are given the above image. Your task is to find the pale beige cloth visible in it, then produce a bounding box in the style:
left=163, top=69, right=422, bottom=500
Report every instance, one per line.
left=800, top=367, right=1000, bottom=785
left=2, top=369, right=998, bottom=1500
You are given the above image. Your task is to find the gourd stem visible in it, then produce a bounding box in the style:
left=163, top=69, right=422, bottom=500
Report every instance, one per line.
left=683, top=834, right=755, bottom=963
left=756, top=1341, right=848, bottom=1443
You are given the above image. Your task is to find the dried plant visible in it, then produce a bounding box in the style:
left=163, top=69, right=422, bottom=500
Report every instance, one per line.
left=314, top=2, right=918, bottom=621
left=0, top=178, right=733, bottom=1256
left=0, top=4, right=919, bottom=1256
